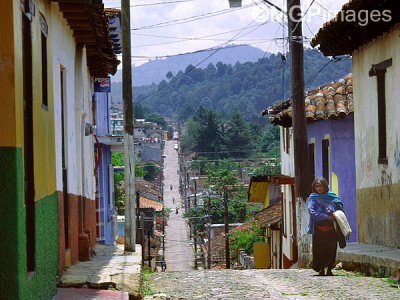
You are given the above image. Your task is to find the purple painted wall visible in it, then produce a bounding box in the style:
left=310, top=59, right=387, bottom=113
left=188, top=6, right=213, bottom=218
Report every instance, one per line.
left=307, top=115, right=357, bottom=242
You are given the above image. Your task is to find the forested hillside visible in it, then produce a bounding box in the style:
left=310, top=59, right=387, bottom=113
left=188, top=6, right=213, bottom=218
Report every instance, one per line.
left=111, top=44, right=266, bottom=85
left=127, top=49, right=351, bottom=119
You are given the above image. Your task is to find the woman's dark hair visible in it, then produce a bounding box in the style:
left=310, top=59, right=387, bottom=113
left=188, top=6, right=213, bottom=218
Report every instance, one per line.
left=312, top=177, right=329, bottom=193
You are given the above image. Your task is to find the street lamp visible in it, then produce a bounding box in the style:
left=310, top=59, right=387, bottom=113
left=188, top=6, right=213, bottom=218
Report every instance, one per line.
left=228, top=0, right=242, bottom=7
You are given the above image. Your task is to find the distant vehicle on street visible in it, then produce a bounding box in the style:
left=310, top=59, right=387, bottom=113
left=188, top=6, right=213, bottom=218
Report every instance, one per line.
left=173, top=131, right=179, bottom=140
left=173, top=144, right=179, bottom=150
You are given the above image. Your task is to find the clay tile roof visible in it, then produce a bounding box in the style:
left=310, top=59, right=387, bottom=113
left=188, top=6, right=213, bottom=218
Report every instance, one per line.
left=310, top=0, right=400, bottom=56
left=139, top=197, right=163, bottom=211
left=263, top=74, right=353, bottom=127
left=57, top=0, right=120, bottom=76
left=254, top=202, right=282, bottom=229
left=135, top=180, right=161, bottom=197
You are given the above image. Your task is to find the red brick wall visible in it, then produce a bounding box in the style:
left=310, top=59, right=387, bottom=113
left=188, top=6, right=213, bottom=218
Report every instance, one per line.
left=84, top=198, right=97, bottom=247
left=69, top=194, right=79, bottom=265
left=58, top=192, right=80, bottom=276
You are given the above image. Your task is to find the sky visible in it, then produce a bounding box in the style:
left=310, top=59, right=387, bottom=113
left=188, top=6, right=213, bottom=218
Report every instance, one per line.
left=103, top=0, right=349, bottom=67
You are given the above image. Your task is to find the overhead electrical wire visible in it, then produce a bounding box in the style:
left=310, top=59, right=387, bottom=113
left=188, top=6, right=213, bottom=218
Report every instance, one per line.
left=131, top=3, right=257, bottom=31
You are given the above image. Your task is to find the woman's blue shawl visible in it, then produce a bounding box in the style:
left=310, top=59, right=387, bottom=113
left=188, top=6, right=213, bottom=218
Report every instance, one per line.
left=309, top=191, right=343, bottom=210
left=307, top=191, right=344, bottom=234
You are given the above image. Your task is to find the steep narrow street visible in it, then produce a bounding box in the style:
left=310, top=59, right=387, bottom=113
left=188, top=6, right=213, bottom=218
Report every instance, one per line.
left=163, top=140, right=195, bottom=271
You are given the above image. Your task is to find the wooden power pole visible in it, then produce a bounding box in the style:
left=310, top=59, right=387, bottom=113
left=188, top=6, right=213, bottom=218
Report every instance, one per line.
left=287, top=0, right=309, bottom=198
left=223, top=188, right=230, bottom=269
left=122, top=0, right=136, bottom=252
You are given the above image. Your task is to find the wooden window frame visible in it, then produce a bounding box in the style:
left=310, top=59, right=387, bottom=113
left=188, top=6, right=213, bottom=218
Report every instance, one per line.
left=322, top=139, right=330, bottom=184
left=369, top=58, right=392, bottom=165
left=308, top=142, right=315, bottom=181
left=40, top=12, right=48, bottom=109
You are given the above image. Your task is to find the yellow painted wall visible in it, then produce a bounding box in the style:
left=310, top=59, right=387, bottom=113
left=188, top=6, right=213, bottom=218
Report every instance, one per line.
left=254, top=242, right=270, bottom=269
left=249, top=181, right=269, bottom=208
left=10, top=0, right=56, bottom=197
left=331, top=172, right=338, bottom=196
left=0, top=0, right=16, bottom=147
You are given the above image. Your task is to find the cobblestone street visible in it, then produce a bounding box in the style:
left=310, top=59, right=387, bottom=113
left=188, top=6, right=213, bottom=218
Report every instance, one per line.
left=145, top=269, right=400, bottom=299
left=163, top=140, right=195, bottom=271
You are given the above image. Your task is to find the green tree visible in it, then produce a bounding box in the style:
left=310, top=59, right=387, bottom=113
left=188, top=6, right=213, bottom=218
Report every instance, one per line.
left=133, top=102, right=145, bottom=119
left=190, top=106, right=223, bottom=158
left=229, top=220, right=264, bottom=263
left=145, top=112, right=168, bottom=129
left=223, top=106, right=253, bottom=158
left=112, top=153, right=144, bottom=209
left=143, top=161, right=160, bottom=181
left=166, top=71, right=173, bottom=81
left=178, top=103, right=195, bottom=122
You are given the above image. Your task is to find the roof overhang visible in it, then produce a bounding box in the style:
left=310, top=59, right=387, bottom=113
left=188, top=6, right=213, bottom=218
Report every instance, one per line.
left=52, top=0, right=120, bottom=76
left=311, top=0, right=400, bottom=56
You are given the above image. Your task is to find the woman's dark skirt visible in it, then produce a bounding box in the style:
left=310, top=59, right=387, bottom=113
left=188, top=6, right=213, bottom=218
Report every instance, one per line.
left=312, top=220, right=338, bottom=272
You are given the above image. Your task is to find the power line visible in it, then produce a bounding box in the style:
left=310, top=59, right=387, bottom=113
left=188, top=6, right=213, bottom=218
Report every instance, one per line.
left=132, top=24, right=265, bottom=40
left=105, top=0, right=196, bottom=9
left=133, top=19, right=268, bottom=103
left=132, top=3, right=257, bottom=31
left=132, top=37, right=279, bottom=48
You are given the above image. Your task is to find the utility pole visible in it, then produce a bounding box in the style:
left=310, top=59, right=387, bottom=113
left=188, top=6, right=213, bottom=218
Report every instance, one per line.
left=207, top=196, right=212, bottom=268
left=122, top=0, right=135, bottom=252
left=193, top=180, right=197, bottom=269
left=223, top=188, right=230, bottom=269
left=287, top=0, right=309, bottom=198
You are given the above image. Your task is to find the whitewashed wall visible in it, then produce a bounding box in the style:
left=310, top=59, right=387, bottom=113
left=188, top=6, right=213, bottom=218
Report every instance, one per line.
left=51, top=3, right=95, bottom=199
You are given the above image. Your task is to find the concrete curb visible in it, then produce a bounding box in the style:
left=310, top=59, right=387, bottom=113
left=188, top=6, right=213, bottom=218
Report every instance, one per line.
left=58, top=244, right=143, bottom=299
left=337, top=242, right=400, bottom=279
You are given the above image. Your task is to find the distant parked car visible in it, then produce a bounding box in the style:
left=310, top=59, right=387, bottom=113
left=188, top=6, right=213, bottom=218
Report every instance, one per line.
left=173, top=144, right=179, bottom=150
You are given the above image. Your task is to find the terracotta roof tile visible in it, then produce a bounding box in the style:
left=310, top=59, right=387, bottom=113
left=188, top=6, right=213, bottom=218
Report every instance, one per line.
left=58, top=0, right=120, bottom=76
left=139, top=197, right=163, bottom=211
left=254, top=203, right=282, bottom=229
left=263, top=74, right=353, bottom=127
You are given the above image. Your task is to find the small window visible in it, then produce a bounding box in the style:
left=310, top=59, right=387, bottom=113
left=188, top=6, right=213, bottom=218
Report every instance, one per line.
left=40, top=13, right=48, bottom=108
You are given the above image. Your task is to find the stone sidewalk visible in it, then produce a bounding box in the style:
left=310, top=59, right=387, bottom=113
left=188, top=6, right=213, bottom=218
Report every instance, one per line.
left=55, top=244, right=142, bottom=299
left=337, top=242, right=400, bottom=278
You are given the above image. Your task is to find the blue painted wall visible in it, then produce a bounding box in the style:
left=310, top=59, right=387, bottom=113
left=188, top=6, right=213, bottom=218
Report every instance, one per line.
left=307, top=115, right=357, bottom=242
left=95, top=92, right=110, bottom=137
left=95, top=92, right=116, bottom=244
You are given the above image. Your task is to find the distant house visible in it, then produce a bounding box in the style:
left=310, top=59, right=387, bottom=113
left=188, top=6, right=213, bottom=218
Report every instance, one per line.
left=311, top=0, right=400, bottom=249
left=263, top=74, right=356, bottom=267
left=249, top=175, right=294, bottom=268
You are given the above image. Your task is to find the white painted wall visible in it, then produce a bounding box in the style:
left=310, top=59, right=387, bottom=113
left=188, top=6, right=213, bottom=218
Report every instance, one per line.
left=353, top=25, right=400, bottom=189
left=279, top=127, right=296, bottom=264
left=51, top=3, right=95, bottom=199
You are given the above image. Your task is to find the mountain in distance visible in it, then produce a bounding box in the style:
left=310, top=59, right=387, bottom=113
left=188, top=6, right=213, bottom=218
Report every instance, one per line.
left=112, top=44, right=268, bottom=86
left=125, top=48, right=352, bottom=119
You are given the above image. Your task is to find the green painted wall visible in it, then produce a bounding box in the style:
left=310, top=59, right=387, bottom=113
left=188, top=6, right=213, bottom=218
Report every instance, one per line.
left=0, top=146, right=59, bottom=300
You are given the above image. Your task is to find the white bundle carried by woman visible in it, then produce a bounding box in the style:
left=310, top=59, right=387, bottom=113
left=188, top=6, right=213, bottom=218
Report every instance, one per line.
left=333, top=210, right=352, bottom=236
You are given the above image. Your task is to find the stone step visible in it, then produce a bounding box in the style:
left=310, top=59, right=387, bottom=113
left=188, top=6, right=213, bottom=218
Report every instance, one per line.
left=53, top=288, right=129, bottom=300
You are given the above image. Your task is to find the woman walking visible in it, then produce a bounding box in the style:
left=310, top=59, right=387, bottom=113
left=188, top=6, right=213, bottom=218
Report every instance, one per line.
left=308, top=177, right=344, bottom=276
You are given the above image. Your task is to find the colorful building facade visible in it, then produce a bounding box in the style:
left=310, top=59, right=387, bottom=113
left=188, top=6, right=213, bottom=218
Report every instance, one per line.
left=311, top=0, right=400, bottom=248
left=0, top=0, right=119, bottom=298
